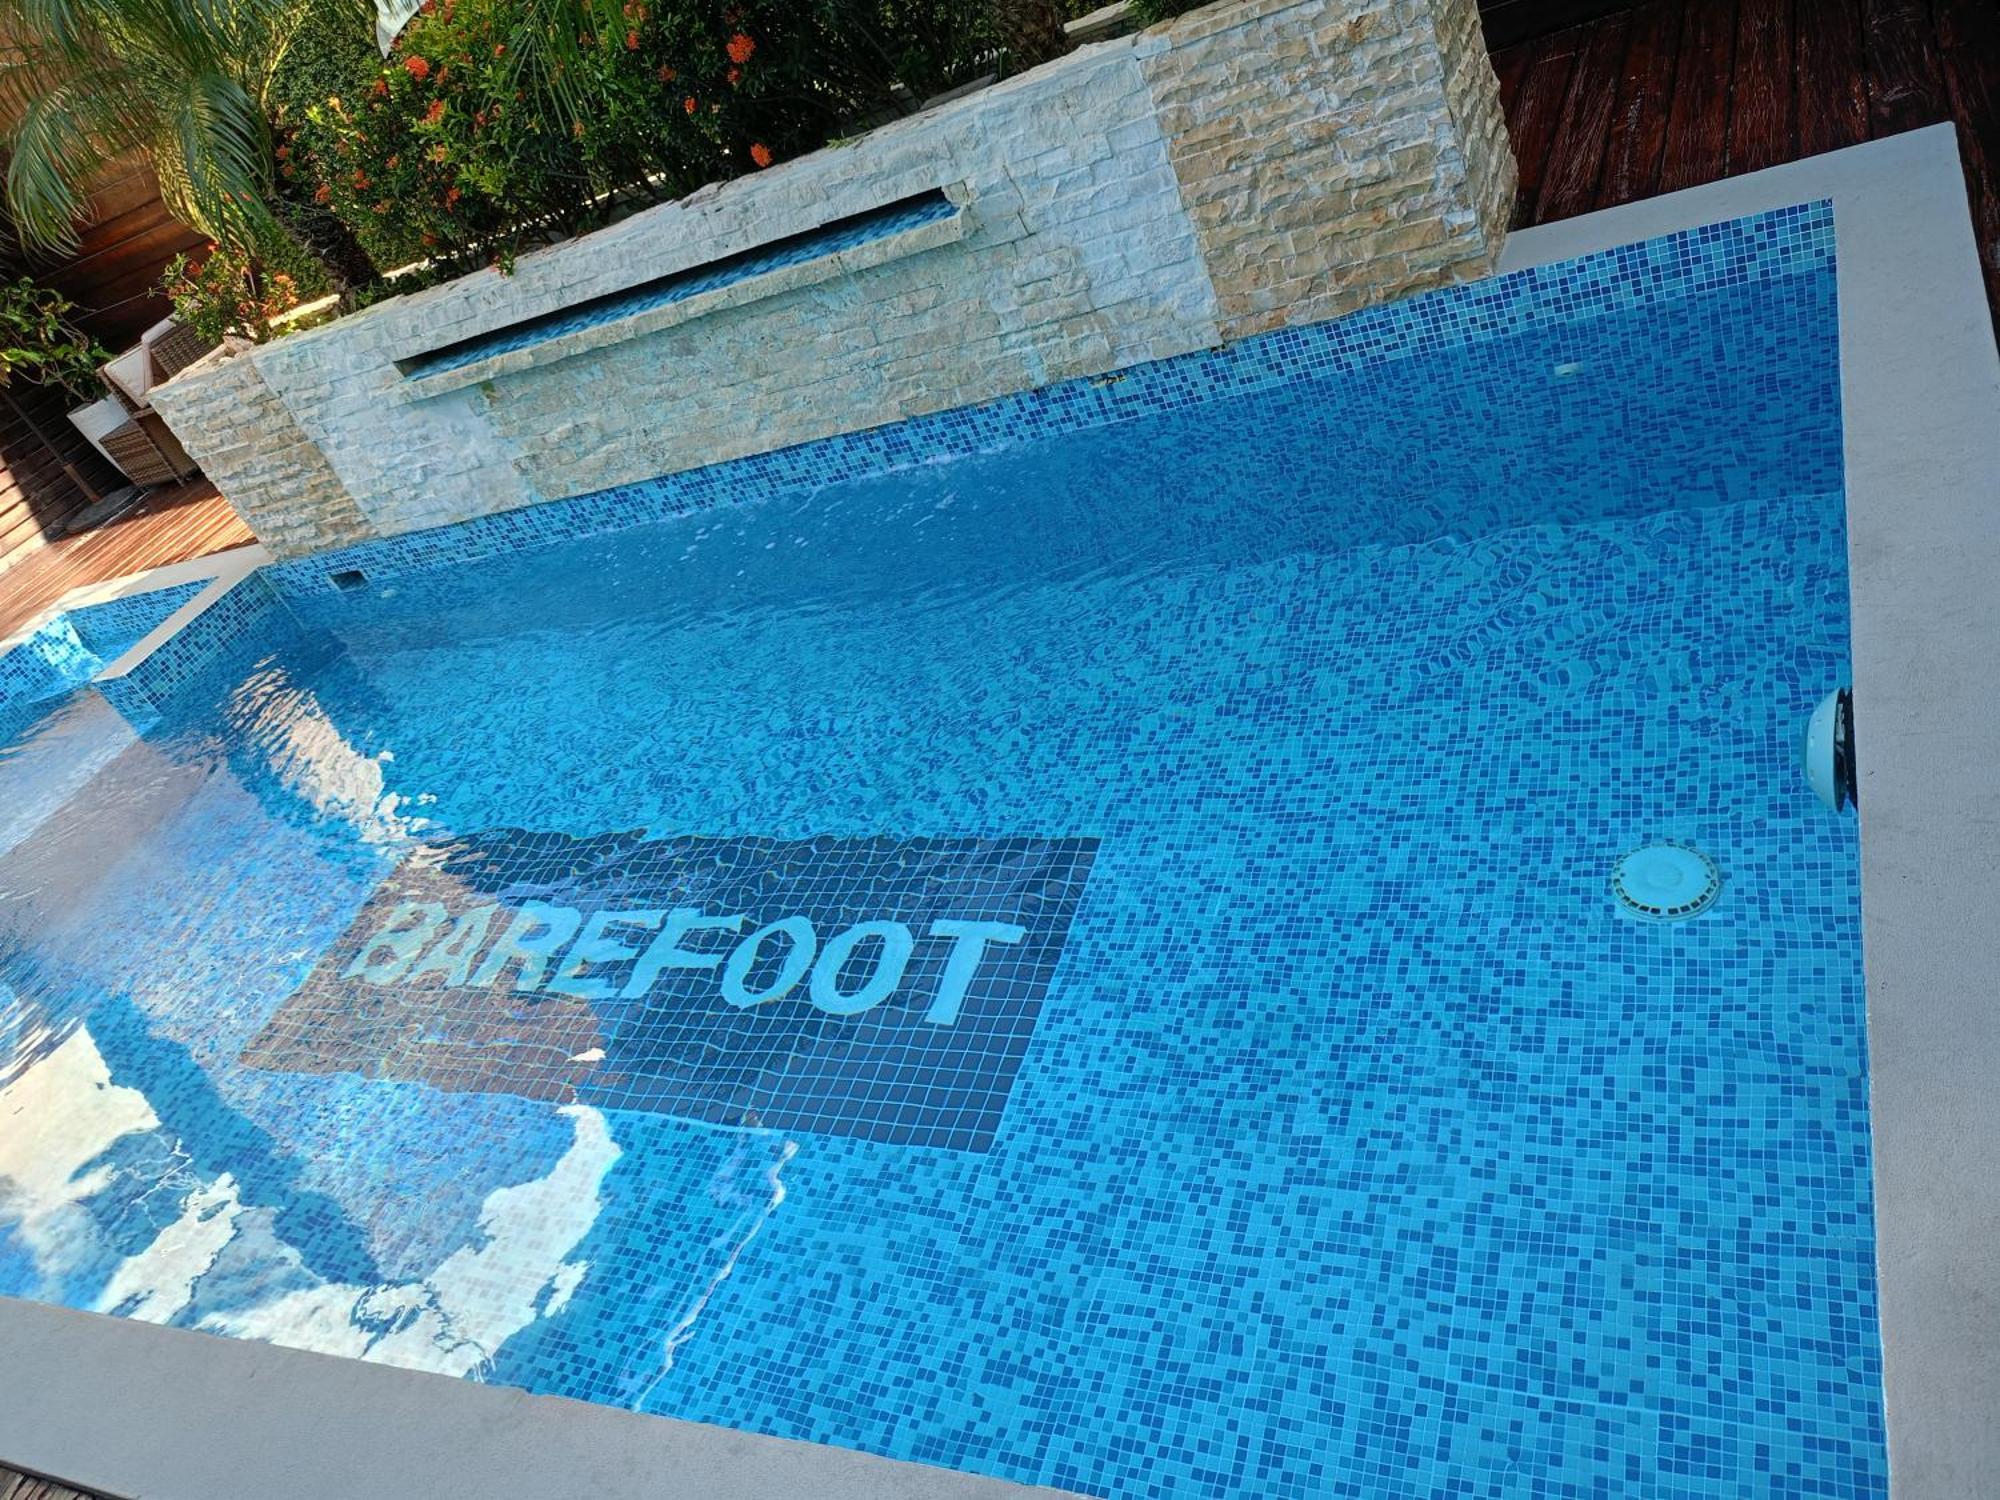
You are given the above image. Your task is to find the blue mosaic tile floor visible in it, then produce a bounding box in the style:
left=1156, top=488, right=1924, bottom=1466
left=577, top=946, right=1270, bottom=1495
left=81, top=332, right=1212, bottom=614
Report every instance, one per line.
left=0, top=208, right=1882, bottom=1496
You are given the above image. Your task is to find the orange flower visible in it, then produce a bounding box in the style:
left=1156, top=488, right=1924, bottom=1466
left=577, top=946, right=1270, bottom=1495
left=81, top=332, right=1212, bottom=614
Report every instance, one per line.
left=424, top=98, right=446, bottom=124
left=726, top=32, right=754, bottom=64
left=372, top=76, right=389, bottom=98
left=275, top=143, right=290, bottom=160
left=313, top=184, right=332, bottom=204
left=403, top=54, right=430, bottom=81
left=352, top=169, right=370, bottom=188
left=445, top=185, right=462, bottom=208
left=430, top=142, right=449, bottom=162
left=657, top=63, right=676, bottom=82
left=727, top=67, right=741, bottom=85
left=749, top=142, right=773, bottom=168
left=683, top=95, right=697, bottom=114
left=386, top=153, right=400, bottom=168
left=625, top=30, right=639, bottom=49
left=492, top=42, right=505, bottom=56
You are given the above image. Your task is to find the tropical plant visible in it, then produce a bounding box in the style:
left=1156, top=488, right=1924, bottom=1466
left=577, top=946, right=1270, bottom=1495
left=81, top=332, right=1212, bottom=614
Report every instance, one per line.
left=0, top=279, right=106, bottom=396
left=289, top=0, right=1001, bottom=273
left=0, top=0, right=381, bottom=290
left=160, top=243, right=303, bottom=345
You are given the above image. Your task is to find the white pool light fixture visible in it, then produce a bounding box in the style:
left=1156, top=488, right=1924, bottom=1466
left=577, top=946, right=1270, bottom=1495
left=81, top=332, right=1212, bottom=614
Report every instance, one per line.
left=1803, top=686, right=1858, bottom=811
left=1611, top=841, right=1723, bottom=922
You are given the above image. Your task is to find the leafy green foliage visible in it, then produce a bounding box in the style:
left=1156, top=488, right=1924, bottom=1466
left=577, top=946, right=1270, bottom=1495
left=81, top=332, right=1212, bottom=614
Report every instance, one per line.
left=0, top=0, right=364, bottom=255
left=160, top=244, right=304, bottom=345
left=1127, top=0, right=1206, bottom=21
left=269, top=2, right=427, bottom=271
left=286, top=0, right=999, bottom=271
left=0, top=279, right=107, bottom=396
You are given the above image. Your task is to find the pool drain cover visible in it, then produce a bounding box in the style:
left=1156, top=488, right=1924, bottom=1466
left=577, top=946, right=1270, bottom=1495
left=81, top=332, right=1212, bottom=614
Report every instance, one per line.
left=1611, top=842, right=1722, bottom=922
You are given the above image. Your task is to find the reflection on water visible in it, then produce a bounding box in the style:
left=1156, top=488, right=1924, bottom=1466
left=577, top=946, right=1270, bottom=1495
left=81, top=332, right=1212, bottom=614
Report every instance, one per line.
left=0, top=1015, right=616, bottom=1376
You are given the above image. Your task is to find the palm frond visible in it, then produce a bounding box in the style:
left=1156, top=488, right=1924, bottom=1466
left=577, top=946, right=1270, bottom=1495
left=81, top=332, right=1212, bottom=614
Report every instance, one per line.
left=2, top=79, right=141, bottom=250
left=0, top=0, right=315, bottom=250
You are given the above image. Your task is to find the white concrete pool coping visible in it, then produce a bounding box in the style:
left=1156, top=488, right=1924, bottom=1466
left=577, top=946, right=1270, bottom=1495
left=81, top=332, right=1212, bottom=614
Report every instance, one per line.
left=0, top=123, right=1994, bottom=1499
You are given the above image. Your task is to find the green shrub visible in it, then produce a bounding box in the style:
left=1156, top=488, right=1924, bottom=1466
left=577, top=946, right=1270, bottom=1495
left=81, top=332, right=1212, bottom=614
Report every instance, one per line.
left=160, top=245, right=305, bottom=345
left=1127, top=0, right=1207, bottom=21
left=271, top=1, right=427, bottom=274
left=285, top=0, right=997, bottom=272
left=0, top=280, right=106, bottom=398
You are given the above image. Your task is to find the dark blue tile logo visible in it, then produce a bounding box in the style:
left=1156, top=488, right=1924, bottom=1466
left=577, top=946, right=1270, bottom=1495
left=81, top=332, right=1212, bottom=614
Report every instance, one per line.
left=243, top=829, right=1097, bottom=1151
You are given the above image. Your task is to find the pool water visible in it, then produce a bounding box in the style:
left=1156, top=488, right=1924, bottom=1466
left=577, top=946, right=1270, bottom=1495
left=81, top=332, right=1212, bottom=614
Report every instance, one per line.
left=0, top=222, right=1883, bottom=1495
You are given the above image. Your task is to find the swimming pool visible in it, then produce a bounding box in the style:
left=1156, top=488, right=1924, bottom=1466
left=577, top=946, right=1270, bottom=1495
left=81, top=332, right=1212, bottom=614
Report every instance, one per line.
left=0, top=205, right=1883, bottom=1497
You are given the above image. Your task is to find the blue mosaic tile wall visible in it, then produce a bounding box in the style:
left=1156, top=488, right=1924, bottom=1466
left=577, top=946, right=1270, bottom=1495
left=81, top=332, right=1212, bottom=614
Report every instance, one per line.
left=0, top=201, right=1880, bottom=1498
left=93, top=574, right=292, bottom=727
left=0, top=579, right=207, bottom=711
left=64, top=579, right=209, bottom=660
left=400, top=191, right=962, bottom=381
left=269, top=201, right=1834, bottom=602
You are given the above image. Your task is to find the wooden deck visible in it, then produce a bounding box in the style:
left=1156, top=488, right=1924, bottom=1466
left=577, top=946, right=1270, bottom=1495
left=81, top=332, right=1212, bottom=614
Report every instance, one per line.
left=0, top=479, right=253, bottom=641
left=1487, top=0, right=2000, bottom=335
left=0, top=151, right=210, bottom=569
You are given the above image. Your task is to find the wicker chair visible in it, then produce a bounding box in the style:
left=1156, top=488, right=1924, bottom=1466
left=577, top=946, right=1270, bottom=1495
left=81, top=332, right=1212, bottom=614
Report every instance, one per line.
left=73, top=318, right=212, bottom=487
left=146, top=318, right=221, bottom=381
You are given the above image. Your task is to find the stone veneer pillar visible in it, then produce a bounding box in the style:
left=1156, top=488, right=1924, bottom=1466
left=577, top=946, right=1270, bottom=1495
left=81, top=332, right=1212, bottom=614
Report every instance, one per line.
left=152, top=0, right=1514, bottom=562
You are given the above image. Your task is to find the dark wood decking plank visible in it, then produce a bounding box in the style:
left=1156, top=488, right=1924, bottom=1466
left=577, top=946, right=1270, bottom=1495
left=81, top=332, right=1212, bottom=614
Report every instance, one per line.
left=1728, top=0, right=1796, bottom=174
left=1796, top=0, right=1871, bottom=157
left=1507, top=27, right=1588, bottom=227
left=1861, top=0, right=1952, bottom=137
left=1659, top=0, right=1739, bottom=193
left=1598, top=0, right=1687, bottom=208
left=0, top=481, right=249, bottom=640
left=1478, top=0, right=1643, bottom=49
left=1539, top=12, right=1638, bottom=219
left=1934, top=0, right=2000, bottom=339
left=1492, top=41, right=1530, bottom=118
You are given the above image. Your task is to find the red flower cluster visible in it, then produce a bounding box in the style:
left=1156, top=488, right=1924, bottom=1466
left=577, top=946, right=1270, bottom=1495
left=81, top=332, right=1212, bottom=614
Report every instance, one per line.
left=749, top=142, right=773, bottom=168
left=726, top=32, right=755, bottom=64
left=404, top=54, right=432, bottom=81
